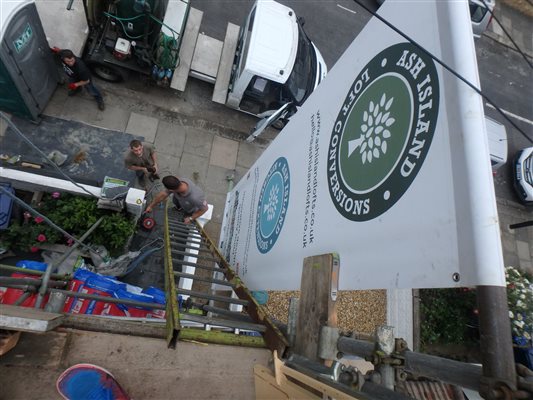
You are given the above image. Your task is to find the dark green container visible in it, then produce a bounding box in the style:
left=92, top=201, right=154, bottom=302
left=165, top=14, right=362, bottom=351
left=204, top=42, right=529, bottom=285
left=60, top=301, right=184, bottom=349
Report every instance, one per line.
left=115, top=0, right=165, bottom=40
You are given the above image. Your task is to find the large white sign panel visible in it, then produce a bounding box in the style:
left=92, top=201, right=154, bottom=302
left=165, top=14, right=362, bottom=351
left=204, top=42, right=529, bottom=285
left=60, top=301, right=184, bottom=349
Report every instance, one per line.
left=219, top=0, right=506, bottom=290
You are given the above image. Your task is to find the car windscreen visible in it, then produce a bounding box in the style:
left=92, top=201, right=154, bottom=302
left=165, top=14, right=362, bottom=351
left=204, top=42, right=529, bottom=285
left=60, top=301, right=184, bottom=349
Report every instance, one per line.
left=284, top=23, right=316, bottom=105
left=469, top=2, right=488, bottom=23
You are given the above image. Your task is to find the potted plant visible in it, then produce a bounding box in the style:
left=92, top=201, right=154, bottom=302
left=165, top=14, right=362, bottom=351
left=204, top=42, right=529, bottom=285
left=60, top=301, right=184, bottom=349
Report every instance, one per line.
left=0, top=192, right=136, bottom=256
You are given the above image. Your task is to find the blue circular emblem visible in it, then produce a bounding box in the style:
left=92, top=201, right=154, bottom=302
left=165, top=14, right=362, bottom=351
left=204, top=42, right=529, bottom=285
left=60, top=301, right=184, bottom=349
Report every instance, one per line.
left=256, top=157, right=290, bottom=253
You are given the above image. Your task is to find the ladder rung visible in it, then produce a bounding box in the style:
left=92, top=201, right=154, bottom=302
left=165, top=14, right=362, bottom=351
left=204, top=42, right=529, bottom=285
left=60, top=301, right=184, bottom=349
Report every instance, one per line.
left=202, top=305, right=254, bottom=323
left=168, top=227, right=202, bottom=239
left=168, top=231, right=203, bottom=244
left=179, top=312, right=266, bottom=332
left=171, top=258, right=221, bottom=271
left=173, top=271, right=235, bottom=287
left=171, top=249, right=218, bottom=263
left=169, top=242, right=212, bottom=254
left=168, top=221, right=199, bottom=232
left=176, top=288, right=248, bottom=306
left=167, top=220, right=198, bottom=229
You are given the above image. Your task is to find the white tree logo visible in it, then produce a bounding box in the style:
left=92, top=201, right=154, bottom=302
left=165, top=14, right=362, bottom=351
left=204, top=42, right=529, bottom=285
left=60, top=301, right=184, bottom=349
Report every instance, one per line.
left=263, top=184, right=279, bottom=221
left=348, top=93, right=395, bottom=164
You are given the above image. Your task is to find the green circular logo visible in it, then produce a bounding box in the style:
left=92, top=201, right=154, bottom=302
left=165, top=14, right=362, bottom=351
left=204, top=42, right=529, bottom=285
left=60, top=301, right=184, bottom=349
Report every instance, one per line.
left=256, top=157, right=290, bottom=253
left=327, top=43, right=440, bottom=221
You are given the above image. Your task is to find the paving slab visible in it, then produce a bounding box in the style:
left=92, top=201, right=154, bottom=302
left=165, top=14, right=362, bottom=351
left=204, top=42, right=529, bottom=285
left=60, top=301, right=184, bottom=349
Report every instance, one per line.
left=60, top=96, right=100, bottom=125
left=206, top=164, right=234, bottom=195
left=42, top=87, right=68, bottom=119
left=204, top=220, right=222, bottom=244
left=126, top=112, right=159, bottom=143
left=206, top=190, right=230, bottom=224
left=516, top=240, right=531, bottom=261
left=183, top=126, right=215, bottom=158
left=92, top=105, right=131, bottom=133
left=520, top=260, right=533, bottom=274
left=154, top=119, right=187, bottom=157
left=64, top=331, right=270, bottom=400
left=210, top=136, right=239, bottom=169
left=178, top=152, right=210, bottom=186
left=236, top=141, right=266, bottom=169
left=156, top=152, right=181, bottom=177
left=234, top=164, right=252, bottom=186
left=0, top=331, right=67, bottom=367
left=0, top=329, right=270, bottom=400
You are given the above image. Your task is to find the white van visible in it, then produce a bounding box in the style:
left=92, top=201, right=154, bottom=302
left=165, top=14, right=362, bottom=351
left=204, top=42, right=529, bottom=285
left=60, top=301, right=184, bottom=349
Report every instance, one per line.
left=228, top=1, right=328, bottom=130
left=485, top=116, right=508, bottom=171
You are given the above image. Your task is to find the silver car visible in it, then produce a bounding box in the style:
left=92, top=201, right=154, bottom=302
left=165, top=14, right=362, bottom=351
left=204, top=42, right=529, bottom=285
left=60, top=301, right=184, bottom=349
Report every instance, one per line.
left=470, top=0, right=496, bottom=38
left=513, top=147, right=533, bottom=205
left=376, top=0, right=496, bottom=38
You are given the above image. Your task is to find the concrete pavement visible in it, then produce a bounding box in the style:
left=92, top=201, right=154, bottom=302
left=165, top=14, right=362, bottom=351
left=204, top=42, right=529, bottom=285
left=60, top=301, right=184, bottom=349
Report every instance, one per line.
left=0, top=329, right=270, bottom=400
left=39, top=79, right=269, bottom=244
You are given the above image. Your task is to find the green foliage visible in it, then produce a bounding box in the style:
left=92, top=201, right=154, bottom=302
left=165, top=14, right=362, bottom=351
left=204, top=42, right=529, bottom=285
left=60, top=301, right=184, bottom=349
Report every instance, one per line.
left=1, top=193, right=135, bottom=254
left=506, top=266, right=533, bottom=346
left=420, top=288, right=478, bottom=345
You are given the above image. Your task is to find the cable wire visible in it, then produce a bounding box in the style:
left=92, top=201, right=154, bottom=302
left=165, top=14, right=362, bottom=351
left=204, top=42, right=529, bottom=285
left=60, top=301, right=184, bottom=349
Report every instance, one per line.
left=0, top=112, right=100, bottom=198
left=352, top=0, right=532, bottom=144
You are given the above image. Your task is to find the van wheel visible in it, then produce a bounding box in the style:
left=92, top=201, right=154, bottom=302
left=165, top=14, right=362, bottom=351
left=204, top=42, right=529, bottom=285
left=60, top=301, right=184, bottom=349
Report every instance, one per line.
left=272, top=118, right=287, bottom=130
left=88, top=62, right=125, bottom=82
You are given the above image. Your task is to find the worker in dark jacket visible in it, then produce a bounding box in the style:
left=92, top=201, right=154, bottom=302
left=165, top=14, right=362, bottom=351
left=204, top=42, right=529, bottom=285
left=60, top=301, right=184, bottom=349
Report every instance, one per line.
left=54, top=48, right=105, bottom=111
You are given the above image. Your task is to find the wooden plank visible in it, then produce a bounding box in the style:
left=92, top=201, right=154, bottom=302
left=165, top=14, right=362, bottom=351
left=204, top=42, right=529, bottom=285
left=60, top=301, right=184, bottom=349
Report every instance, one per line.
left=62, top=314, right=166, bottom=339
left=170, top=7, right=203, bottom=91
left=254, top=364, right=310, bottom=400
left=254, top=365, right=289, bottom=400
left=260, top=351, right=361, bottom=400
left=0, top=304, right=63, bottom=332
left=293, top=253, right=339, bottom=362
left=212, top=22, right=240, bottom=104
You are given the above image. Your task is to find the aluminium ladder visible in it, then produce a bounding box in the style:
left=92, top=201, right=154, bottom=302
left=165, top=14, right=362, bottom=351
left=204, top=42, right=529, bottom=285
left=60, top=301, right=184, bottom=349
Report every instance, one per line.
left=163, top=205, right=288, bottom=356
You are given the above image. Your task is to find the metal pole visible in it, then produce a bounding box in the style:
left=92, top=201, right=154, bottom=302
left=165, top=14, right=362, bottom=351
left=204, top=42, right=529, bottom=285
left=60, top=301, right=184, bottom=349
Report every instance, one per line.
left=50, top=288, right=166, bottom=310
left=35, top=217, right=103, bottom=308
left=0, top=277, right=67, bottom=288
left=477, top=285, right=517, bottom=398
left=376, top=326, right=395, bottom=391
left=226, top=172, right=235, bottom=192
left=337, top=336, right=375, bottom=359
left=403, top=350, right=482, bottom=390
left=338, top=335, right=484, bottom=391
left=0, top=264, right=67, bottom=280
left=509, top=221, right=533, bottom=230
left=13, top=292, right=33, bottom=306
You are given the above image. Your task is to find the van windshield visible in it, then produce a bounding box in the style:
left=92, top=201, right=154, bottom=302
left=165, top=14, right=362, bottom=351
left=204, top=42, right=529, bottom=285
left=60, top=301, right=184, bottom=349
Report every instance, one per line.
left=284, top=22, right=316, bottom=105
